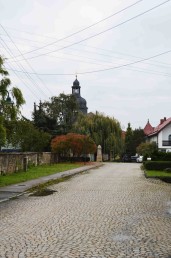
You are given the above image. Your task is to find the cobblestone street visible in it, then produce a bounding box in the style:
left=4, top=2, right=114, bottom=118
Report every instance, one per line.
left=0, top=163, right=171, bottom=258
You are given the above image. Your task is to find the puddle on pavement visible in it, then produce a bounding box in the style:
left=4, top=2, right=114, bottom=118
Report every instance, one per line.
left=30, top=188, right=57, bottom=197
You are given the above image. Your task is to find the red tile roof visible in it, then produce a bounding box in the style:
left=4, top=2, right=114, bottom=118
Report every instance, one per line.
left=144, top=120, right=154, bottom=135
left=121, top=130, right=126, bottom=139
left=144, top=117, right=171, bottom=136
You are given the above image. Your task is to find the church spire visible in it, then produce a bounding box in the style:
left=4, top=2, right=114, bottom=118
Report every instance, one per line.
left=71, top=77, right=88, bottom=114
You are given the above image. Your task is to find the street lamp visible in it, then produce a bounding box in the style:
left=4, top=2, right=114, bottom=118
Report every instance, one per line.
left=0, top=90, right=14, bottom=115
left=5, top=91, right=14, bottom=106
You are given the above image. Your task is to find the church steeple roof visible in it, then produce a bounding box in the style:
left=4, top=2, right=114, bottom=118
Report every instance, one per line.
left=71, top=76, right=88, bottom=114
left=73, top=75, right=80, bottom=87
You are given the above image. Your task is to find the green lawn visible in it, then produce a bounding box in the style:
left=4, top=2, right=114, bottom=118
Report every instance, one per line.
left=0, top=163, right=83, bottom=187
left=145, top=170, right=171, bottom=178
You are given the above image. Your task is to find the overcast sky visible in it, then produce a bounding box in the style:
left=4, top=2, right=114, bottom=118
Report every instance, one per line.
left=0, top=0, right=171, bottom=130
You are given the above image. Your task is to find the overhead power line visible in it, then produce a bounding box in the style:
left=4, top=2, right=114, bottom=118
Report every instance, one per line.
left=2, top=27, right=171, bottom=75
left=6, top=62, right=40, bottom=101
left=2, top=36, right=170, bottom=78
left=0, top=41, right=40, bottom=100
left=7, top=59, right=171, bottom=78
left=5, top=45, right=171, bottom=77
left=9, top=0, right=143, bottom=57
left=0, top=24, right=53, bottom=97
left=11, top=0, right=171, bottom=61
left=0, top=38, right=48, bottom=100
left=7, top=49, right=171, bottom=75
left=2, top=29, right=171, bottom=71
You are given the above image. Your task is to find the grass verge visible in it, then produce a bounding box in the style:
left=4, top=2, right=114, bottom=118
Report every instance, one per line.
left=145, top=170, right=171, bottom=183
left=0, top=163, right=83, bottom=187
left=145, top=170, right=171, bottom=178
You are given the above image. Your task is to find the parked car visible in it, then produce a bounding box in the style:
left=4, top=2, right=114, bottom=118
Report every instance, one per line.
left=131, top=154, right=139, bottom=162
left=136, top=155, right=143, bottom=163
left=122, top=154, right=131, bottom=162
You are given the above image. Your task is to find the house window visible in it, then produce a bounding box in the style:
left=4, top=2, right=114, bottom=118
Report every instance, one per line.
left=163, top=135, right=171, bottom=146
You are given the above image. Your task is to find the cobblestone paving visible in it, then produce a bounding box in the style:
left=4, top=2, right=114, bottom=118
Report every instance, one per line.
left=0, top=163, right=171, bottom=258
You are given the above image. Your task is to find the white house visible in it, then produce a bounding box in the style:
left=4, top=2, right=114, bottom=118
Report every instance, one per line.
left=144, top=117, right=171, bottom=152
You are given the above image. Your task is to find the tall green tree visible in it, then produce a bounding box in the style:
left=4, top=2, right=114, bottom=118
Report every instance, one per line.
left=72, top=112, right=124, bottom=157
left=132, top=128, right=145, bottom=153
left=125, top=123, right=134, bottom=155
left=33, top=93, right=79, bottom=134
left=125, top=124, right=145, bottom=155
left=0, top=56, right=25, bottom=121
left=0, top=56, right=25, bottom=149
left=0, top=116, right=6, bottom=149
left=5, top=119, right=51, bottom=151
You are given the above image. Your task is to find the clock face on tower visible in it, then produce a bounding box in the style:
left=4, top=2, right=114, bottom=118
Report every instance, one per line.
left=74, top=88, right=79, bottom=94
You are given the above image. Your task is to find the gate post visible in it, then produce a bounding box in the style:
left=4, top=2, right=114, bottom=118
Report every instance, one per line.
left=23, top=156, right=28, bottom=172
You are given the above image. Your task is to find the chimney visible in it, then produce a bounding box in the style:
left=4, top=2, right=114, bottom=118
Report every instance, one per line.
left=160, top=117, right=166, bottom=124
left=160, top=119, right=164, bottom=124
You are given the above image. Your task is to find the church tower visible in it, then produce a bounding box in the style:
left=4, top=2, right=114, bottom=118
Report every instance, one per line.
left=72, top=76, right=88, bottom=114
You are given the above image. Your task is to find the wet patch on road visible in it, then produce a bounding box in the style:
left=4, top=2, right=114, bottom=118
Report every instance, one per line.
left=30, top=188, right=57, bottom=197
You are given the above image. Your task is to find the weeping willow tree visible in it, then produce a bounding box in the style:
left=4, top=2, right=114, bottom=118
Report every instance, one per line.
left=0, top=56, right=25, bottom=119
left=72, top=111, right=124, bottom=158
left=0, top=56, right=25, bottom=149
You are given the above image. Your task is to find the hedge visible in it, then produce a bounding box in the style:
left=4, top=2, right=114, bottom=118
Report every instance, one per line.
left=151, top=152, right=171, bottom=161
left=143, top=161, right=171, bottom=170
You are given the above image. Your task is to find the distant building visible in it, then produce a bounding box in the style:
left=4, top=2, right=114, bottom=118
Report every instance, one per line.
left=71, top=76, right=88, bottom=114
left=121, top=130, right=126, bottom=140
left=144, top=117, right=171, bottom=152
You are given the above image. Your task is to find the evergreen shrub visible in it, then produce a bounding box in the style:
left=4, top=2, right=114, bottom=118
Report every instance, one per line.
left=151, top=152, right=171, bottom=161
left=144, top=161, right=171, bottom=170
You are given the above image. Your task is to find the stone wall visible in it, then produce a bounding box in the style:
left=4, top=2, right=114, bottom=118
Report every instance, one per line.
left=0, top=152, right=55, bottom=175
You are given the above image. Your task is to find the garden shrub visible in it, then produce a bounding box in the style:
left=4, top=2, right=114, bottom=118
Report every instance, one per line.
left=144, top=161, right=171, bottom=170
left=151, top=152, right=171, bottom=161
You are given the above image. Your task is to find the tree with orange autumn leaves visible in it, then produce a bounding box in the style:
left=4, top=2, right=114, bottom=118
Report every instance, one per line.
left=51, top=133, right=96, bottom=157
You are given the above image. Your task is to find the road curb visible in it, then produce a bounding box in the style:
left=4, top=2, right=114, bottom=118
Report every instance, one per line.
left=0, top=163, right=103, bottom=203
